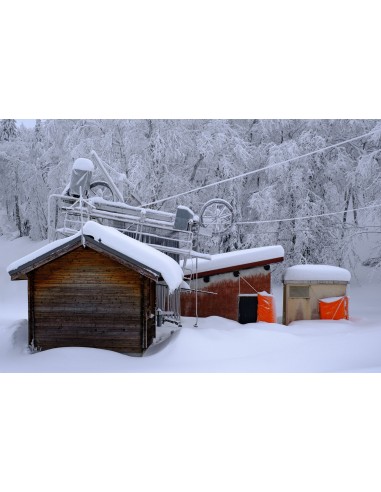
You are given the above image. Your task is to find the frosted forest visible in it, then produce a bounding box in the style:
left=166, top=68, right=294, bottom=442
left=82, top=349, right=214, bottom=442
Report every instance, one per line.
left=1, top=118, right=381, bottom=281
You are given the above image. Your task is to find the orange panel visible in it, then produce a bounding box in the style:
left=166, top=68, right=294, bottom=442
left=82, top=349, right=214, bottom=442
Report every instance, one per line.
left=319, top=296, right=349, bottom=320
left=257, top=293, right=277, bottom=323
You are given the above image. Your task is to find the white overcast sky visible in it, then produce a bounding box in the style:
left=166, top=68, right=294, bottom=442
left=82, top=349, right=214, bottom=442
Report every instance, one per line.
left=16, top=119, right=36, bottom=128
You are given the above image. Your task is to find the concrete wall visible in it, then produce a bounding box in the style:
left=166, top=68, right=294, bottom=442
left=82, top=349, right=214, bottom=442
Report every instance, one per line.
left=283, top=282, right=348, bottom=325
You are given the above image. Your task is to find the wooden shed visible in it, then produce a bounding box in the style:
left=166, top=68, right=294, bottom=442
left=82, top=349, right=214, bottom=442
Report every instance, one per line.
left=8, top=221, right=183, bottom=356
left=181, top=246, right=284, bottom=323
left=282, top=264, right=351, bottom=325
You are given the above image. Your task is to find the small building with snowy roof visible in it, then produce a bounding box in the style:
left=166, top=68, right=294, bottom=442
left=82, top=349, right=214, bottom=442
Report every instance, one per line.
left=282, top=264, right=351, bottom=325
left=8, top=221, right=183, bottom=355
left=181, top=245, right=284, bottom=323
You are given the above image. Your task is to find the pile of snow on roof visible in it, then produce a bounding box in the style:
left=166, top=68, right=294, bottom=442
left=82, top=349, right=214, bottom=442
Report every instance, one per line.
left=72, top=158, right=95, bottom=172
left=283, top=264, right=351, bottom=283
left=183, top=245, right=284, bottom=275
left=84, top=222, right=183, bottom=292
left=8, top=221, right=183, bottom=292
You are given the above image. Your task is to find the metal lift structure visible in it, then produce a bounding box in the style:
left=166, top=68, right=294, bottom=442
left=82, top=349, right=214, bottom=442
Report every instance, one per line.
left=47, top=151, right=234, bottom=328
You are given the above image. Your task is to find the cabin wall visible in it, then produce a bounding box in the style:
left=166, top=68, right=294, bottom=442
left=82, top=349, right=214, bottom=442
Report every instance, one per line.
left=181, top=266, right=271, bottom=321
left=283, top=282, right=348, bottom=325
left=29, top=247, right=156, bottom=355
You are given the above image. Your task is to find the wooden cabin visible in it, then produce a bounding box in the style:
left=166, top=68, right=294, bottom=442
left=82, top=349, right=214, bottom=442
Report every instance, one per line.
left=181, top=246, right=284, bottom=323
left=8, top=222, right=183, bottom=356
left=282, top=264, right=351, bottom=325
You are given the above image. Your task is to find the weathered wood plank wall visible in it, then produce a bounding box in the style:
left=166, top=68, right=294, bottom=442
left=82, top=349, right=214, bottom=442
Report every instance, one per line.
left=29, top=246, right=156, bottom=355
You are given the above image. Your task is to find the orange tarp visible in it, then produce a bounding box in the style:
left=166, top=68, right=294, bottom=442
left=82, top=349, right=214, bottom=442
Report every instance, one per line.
left=319, top=296, right=349, bottom=320
left=257, top=292, right=277, bottom=323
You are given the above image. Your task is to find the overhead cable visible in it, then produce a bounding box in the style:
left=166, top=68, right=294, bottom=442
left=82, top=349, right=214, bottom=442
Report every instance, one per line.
left=142, top=127, right=381, bottom=207
left=236, top=203, right=381, bottom=225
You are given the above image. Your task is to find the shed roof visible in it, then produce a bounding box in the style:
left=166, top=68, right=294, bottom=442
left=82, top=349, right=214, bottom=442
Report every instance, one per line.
left=283, top=264, right=351, bottom=283
left=8, top=221, right=184, bottom=292
left=182, top=245, right=284, bottom=278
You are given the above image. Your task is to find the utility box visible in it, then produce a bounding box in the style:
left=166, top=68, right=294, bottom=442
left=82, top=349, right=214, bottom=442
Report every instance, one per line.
left=282, top=264, right=351, bottom=325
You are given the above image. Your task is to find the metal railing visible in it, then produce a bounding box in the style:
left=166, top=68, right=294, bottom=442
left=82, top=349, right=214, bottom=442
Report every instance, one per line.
left=48, top=194, right=211, bottom=262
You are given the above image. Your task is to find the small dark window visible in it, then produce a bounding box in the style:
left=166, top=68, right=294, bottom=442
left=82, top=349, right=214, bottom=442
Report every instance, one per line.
left=289, top=286, right=310, bottom=298
left=263, top=264, right=270, bottom=271
left=233, top=271, right=240, bottom=277
left=203, top=276, right=210, bottom=283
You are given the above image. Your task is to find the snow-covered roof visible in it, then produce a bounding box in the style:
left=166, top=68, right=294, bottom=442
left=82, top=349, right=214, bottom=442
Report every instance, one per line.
left=283, top=265, right=351, bottom=283
left=183, top=245, right=284, bottom=276
left=7, top=235, right=77, bottom=273
left=72, top=158, right=94, bottom=172
left=8, top=221, right=183, bottom=292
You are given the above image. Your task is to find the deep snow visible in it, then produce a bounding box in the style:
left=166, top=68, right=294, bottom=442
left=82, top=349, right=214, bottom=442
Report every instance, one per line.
left=1, top=236, right=381, bottom=372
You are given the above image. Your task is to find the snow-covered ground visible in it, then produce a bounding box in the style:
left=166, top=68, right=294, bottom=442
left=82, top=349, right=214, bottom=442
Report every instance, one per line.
left=1, top=236, right=381, bottom=372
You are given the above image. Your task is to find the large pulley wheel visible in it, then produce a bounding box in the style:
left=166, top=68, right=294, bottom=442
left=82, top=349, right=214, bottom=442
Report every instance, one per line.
left=199, top=199, right=234, bottom=235
left=89, top=181, right=114, bottom=201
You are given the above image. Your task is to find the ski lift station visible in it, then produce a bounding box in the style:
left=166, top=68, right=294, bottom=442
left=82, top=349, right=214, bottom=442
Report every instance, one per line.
left=6, top=153, right=286, bottom=354
left=7, top=153, right=352, bottom=355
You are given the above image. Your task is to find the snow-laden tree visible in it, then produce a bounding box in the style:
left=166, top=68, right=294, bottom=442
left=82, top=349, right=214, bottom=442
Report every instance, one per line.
left=0, top=119, right=17, bottom=141
left=184, top=119, right=253, bottom=253
left=0, top=138, right=30, bottom=237
left=244, top=120, right=377, bottom=272
left=1, top=118, right=381, bottom=277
